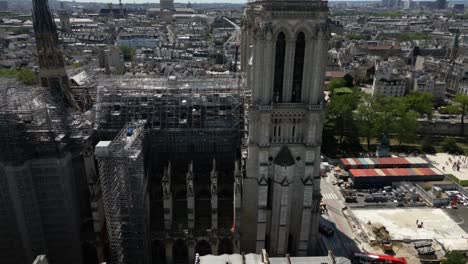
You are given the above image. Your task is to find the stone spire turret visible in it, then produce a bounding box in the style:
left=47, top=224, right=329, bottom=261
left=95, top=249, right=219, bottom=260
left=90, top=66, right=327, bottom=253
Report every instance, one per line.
left=32, top=0, right=79, bottom=109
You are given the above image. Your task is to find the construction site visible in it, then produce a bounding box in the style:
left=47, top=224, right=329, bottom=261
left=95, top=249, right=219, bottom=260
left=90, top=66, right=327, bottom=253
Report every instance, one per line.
left=95, top=121, right=150, bottom=264
left=0, top=79, right=95, bottom=264
left=94, top=75, right=246, bottom=263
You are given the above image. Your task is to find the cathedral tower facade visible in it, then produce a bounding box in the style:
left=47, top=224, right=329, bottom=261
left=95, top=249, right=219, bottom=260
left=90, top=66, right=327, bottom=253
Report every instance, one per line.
left=241, top=0, right=330, bottom=256
left=32, top=0, right=78, bottom=109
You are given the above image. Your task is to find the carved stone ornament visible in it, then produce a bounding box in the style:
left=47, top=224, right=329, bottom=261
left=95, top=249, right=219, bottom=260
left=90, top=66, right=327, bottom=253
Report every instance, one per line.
left=211, top=179, right=217, bottom=196
left=187, top=181, right=194, bottom=198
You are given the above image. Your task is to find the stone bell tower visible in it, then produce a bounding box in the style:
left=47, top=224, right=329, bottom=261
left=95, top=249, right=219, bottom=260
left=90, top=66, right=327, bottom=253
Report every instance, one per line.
left=240, top=0, right=330, bottom=257
left=32, top=0, right=78, bottom=109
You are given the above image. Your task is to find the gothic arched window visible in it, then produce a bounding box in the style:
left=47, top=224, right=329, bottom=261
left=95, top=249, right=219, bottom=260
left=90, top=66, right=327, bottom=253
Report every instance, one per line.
left=291, top=32, right=305, bottom=103
left=273, top=32, right=286, bottom=103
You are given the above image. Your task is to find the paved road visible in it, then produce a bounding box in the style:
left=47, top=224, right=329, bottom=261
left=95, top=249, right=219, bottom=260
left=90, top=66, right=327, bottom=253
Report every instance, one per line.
left=320, top=171, right=361, bottom=258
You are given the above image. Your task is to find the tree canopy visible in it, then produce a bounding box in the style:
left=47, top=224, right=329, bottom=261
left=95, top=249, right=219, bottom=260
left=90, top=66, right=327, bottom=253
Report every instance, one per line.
left=120, top=45, right=136, bottom=62
left=447, top=94, right=468, bottom=136
left=326, top=90, right=362, bottom=145
left=0, top=68, right=36, bottom=86
left=404, top=91, right=434, bottom=118
left=442, top=138, right=464, bottom=154
left=441, top=251, right=467, bottom=264
left=327, top=78, right=347, bottom=90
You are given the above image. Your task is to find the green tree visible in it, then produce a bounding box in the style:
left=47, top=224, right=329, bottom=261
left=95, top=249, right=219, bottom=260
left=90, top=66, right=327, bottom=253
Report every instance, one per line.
left=441, top=251, right=467, bottom=264
left=397, top=32, right=431, bottom=42
left=326, top=91, right=361, bottom=145
left=71, top=61, right=81, bottom=69
left=404, top=91, right=434, bottom=119
left=442, top=138, right=464, bottom=154
left=327, top=78, right=347, bottom=90
left=395, top=110, right=419, bottom=147
left=354, top=94, right=377, bottom=150
left=0, top=68, right=36, bottom=86
left=421, top=136, right=436, bottom=154
left=120, top=45, right=135, bottom=62
left=373, top=96, right=402, bottom=136
left=343, top=73, right=354, bottom=87
left=17, top=69, right=36, bottom=86
left=447, top=94, right=468, bottom=136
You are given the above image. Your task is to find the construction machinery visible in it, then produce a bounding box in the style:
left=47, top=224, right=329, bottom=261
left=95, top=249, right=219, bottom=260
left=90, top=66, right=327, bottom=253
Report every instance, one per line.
left=371, top=224, right=393, bottom=253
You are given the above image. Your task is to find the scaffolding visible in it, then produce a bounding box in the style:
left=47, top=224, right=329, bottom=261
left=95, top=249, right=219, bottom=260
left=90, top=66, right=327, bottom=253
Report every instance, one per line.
left=0, top=80, right=63, bottom=163
left=0, top=79, right=94, bottom=163
left=95, top=76, right=244, bottom=151
left=0, top=79, right=93, bottom=264
left=94, top=121, right=149, bottom=264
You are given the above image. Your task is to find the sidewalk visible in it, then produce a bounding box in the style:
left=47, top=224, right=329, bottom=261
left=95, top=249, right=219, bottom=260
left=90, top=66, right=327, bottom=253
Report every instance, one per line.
left=425, top=153, right=468, bottom=183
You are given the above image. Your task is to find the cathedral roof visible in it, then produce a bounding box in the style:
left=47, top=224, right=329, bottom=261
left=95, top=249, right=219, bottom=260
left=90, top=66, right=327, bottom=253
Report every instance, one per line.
left=274, top=146, right=295, bottom=167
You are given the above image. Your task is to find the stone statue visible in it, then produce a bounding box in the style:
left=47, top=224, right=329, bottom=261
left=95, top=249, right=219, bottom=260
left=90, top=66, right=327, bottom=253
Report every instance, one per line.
left=377, top=133, right=390, bottom=157
left=187, top=181, right=194, bottom=197
left=162, top=184, right=170, bottom=199
left=211, top=179, right=217, bottom=196
left=234, top=177, right=241, bottom=194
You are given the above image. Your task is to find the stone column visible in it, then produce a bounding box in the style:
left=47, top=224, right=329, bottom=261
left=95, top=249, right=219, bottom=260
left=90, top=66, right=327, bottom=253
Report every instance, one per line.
left=247, top=30, right=255, bottom=98
left=298, top=176, right=313, bottom=256
left=282, top=39, right=296, bottom=102
left=259, top=113, right=271, bottom=147
left=233, top=161, right=242, bottom=254
left=187, top=236, right=195, bottom=264
left=277, top=181, right=291, bottom=255
left=308, top=192, right=321, bottom=255
left=165, top=239, right=173, bottom=264
left=255, top=150, right=270, bottom=253
left=263, top=32, right=274, bottom=104
left=211, top=230, right=218, bottom=255
left=162, top=162, right=173, bottom=230
left=187, top=162, right=195, bottom=230
left=313, top=28, right=328, bottom=104
left=241, top=25, right=248, bottom=71
left=253, top=35, right=265, bottom=102
left=270, top=164, right=293, bottom=256
left=210, top=159, right=218, bottom=231
left=305, top=113, right=319, bottom=147
left=256, top=178, right=268, bottom=253
left=303, top=36, right=315, bottom=104
left=234, top=161, right=242, bottom=228
left=311, top=148, right=323, bottom=254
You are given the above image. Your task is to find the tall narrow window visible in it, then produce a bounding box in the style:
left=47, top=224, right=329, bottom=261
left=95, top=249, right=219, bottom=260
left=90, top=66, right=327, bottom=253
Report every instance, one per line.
left=291, top=32, right=305, bottom=103
left=273, top=32, right=286, bottom=103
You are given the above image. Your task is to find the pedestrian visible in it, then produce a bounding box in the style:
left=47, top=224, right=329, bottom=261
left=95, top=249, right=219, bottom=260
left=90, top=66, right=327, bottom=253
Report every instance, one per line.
left=416, top=219, right=419, bottom=225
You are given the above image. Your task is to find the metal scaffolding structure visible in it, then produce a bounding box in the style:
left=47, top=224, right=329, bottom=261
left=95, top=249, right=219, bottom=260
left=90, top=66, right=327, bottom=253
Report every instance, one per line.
left=93, top=75, right=245, bottom=262
left=0, top=79, right=91, bottom=264
left=96, top=76, right=244, bottom=134
left=0, top=80, right=71, bottom=164
left=95, top=121, right=150, bottom=264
